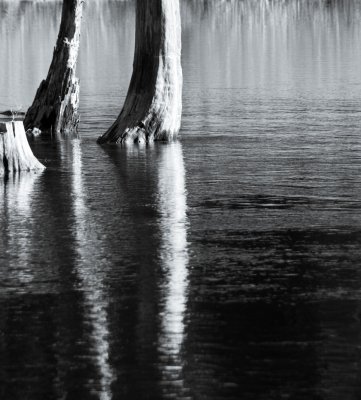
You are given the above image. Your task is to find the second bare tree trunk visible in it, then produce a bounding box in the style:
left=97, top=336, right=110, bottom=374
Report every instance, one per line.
left=97, top=0, right=183, bottom=145
left=24, top=0, right=83, bottom=136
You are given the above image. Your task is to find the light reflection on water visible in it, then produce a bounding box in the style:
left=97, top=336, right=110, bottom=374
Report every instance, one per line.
left=0, top=172, right=43, bottom=287
left=1, top=1, right=361, bottom=399
left=157, top=142, right=189, bottom=397
left=70, top=138, right=114, bottom=400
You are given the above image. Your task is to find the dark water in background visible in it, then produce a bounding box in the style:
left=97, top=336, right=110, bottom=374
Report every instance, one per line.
left=1, top=0, right=361, bottom=399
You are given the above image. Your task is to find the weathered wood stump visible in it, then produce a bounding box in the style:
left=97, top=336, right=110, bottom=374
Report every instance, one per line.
left=24, top=0, right=83, bottom=136
left=0, top=121, right=45, bottom=176
left=97, top=0, right=183, bottom=145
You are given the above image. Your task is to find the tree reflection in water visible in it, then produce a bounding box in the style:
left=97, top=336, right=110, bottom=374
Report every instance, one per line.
left=0, top=171, right=43, bottom=284
left=157, top=142, right=190, bottom=397
left=70, top=138, right=114, bottom=400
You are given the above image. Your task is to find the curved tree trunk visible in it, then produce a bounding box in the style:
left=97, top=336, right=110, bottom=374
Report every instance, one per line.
left=97, top=0, right=182, bottom=145
left=24, top=0, right=83, bottom=136
left=0, top=121, right=45, bottom=175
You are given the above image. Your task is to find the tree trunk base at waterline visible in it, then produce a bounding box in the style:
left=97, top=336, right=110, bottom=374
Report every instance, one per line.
left=24, top=0, right=83, bottom=137
left=0, top=121, right=45, bottom=176
left=97, top=0, right=183, bottom=145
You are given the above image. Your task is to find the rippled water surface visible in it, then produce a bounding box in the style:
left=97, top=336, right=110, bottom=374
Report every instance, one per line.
left=1, top=1, right=361, bottom=399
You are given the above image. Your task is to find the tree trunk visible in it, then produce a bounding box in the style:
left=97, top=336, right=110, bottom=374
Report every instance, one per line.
left=24, top=0, right=83, bottom=136
left=0, top=121, right=45, bottom=175
left=97, top=0, right=182, bottom=145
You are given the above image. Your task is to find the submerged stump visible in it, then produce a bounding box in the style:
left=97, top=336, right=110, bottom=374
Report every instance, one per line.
left=0, top=121, right=45, bottom=175
left=97, top=0, right=183, bottom=145
left=24, top=0, right=83, bottom=136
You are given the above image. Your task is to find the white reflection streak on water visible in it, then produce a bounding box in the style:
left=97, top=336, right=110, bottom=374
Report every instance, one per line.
left=5, top=172, right=42, bottom=279
left=157, top=142, right=189, bottom=390
left=71, top=139, right=114, bottom=400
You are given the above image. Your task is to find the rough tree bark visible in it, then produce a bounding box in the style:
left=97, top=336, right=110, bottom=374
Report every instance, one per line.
left=24, top=0, right=83, bottom=136
left=97, top=0, right=182, bottom=145
left=0, top=121, right=45, bottom=175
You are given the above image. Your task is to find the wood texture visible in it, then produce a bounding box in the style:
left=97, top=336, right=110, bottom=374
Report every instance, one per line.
left=0, top=121, right=45, bottom=175
left=98, top=0, right=182, bottom=144
left=24, top=0, right=83, bottom=136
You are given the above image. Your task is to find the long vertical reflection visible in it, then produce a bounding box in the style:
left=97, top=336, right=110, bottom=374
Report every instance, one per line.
left=70, top=138, right=114, bottom=400
left=157, top=142, right=189, bottom=396
left=1, top=171, right=43, bottom=277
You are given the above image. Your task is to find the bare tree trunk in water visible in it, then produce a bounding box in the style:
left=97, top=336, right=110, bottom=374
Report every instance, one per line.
left=97, top=0, right=182, bottom=145
left=24, top=0, right=83, bottom=136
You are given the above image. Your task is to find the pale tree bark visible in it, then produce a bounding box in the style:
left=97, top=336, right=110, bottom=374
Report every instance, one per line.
left=24, top=0, right=83, bottom=136
left=97, top=0, right=183, bottom=145
left=0, top=122, right=45, bottom=175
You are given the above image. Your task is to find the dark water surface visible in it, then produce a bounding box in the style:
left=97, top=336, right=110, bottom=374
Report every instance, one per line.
left=2, top=1, right=361, bottom=399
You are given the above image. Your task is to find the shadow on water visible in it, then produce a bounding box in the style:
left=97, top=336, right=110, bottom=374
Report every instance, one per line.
left=0, top=140, right=191, bottom=399
left=7, top=136, right=361, bottom=399
left=2, top=0, right=361, bottom=399
left=0, top=143, right=100, bottom=399
left=97, top=141, right=190, bottom=399
left=179, top=136, right=361, bottom=399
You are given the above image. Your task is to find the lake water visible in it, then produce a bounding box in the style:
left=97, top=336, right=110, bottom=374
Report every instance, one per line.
left=1, top=0, right=361, bottom=399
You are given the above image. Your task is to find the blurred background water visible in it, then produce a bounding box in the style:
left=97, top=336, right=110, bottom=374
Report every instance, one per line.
left=1, top=1, right=361, bottom=399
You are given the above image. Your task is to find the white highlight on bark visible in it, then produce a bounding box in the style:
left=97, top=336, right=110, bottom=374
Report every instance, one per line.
left=66, top=1, right=83, bottom=70
left=147, top=0, right=183, bottom=142
left=0, top=121, right=45, bottom=175
left=24, top=0, right=83, bottom=135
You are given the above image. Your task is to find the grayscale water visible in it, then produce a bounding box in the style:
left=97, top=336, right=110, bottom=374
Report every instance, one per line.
left=1, top=1, right=361, bottom=399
